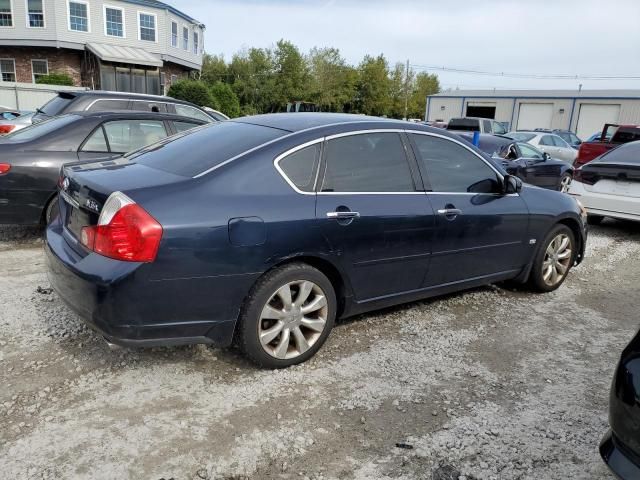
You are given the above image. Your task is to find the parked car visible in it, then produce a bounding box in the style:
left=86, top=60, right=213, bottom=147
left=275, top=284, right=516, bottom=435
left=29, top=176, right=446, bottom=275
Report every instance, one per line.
left=32, top=90, right=215, bottom=124
left=534, top=128, right=582, bottom=149
left=459, top=133, right=574, bottom=192
left=575, top=124, right=640, bottom=167
left=586, top=131, right=613, bottom=143
left=507, top=131, right=577, bottom=163
left=0, top=112, right=208, bottom=225
left=568, top=140, right=640, bottom=224
left=600, top=330, right=640, bottom=479
left=424, top=120, right=448, bottom=129
left=447, top=117, right=508, bottom=135
left=0, top=108, right=20, bottom=121
left=46, top=113, right=586, bottom=368
left=0, top=111, right=35, bottom=135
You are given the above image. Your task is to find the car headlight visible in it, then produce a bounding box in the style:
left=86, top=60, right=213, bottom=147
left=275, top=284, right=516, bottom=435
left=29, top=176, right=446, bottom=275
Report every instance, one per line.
left=575, top=198, right=588, bottom=224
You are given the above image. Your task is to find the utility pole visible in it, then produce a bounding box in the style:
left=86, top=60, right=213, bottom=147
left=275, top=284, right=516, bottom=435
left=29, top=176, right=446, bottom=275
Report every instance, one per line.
left=403, top=59, right=410, bottom=120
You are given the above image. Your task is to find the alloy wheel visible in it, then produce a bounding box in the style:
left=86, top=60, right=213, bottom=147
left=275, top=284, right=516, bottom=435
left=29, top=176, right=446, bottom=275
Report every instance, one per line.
left=542, top=233, right=572, bottom=286
left=560, top=175, right=572, bottom=193
left=258, top=280, right=328, bottom=360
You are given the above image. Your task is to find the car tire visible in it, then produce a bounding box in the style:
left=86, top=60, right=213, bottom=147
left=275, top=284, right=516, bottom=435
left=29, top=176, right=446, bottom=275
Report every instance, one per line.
left=44, top=194, right=59, bottom=225
left=559, top=173, right=572, bottom=193
left=528, top=224, right=575, bottom=292
left=587, top=215, right=604, bottom=226
left=237, top=263, right=337, bottom=368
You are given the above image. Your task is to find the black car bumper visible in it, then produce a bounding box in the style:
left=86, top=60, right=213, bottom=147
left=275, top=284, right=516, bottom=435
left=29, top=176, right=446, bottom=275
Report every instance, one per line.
left=44, top=219, right=240, bottom=348
left=600, top=429, right=640, bottom=479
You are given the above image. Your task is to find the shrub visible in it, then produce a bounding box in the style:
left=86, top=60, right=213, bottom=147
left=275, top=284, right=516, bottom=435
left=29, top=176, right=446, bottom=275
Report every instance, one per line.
left=209, top=81, right=240, bottom=118
left=168, top=79, right=215, bottom=109
left=35, top=72, right=74, bottom=86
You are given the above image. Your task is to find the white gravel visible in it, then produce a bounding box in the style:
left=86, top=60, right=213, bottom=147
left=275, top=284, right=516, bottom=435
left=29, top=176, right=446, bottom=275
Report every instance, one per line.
left=1, top=219, right=639, bottom=479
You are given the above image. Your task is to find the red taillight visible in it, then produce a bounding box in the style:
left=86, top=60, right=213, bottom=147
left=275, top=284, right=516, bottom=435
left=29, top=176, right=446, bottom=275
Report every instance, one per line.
left=0, top=163, right=10, bottom=174
left=0, top=124, right=15, bottom=135
left=81, top=194, right=162, bottom=263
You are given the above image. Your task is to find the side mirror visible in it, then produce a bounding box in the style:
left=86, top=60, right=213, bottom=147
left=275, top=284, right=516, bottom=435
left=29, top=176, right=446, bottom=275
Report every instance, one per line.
left=542, top=152, right=550, bottom=161
left=504, top=174, right=522, bottom=194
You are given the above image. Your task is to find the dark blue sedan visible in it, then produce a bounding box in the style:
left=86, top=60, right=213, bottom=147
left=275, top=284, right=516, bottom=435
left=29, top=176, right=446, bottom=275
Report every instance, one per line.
left=46, top=114, right=587, bottom=368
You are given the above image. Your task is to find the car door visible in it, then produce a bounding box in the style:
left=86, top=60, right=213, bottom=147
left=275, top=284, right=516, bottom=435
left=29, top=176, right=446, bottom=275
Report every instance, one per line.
left=315, top=131, right=435, bottom=301
left=408, top=132, right=530, bottom=287
left=551, top=135, right=575, bottom=162
left=536, top=134, right=556, bottom=157
left=517, top=142, right=560, bottom=189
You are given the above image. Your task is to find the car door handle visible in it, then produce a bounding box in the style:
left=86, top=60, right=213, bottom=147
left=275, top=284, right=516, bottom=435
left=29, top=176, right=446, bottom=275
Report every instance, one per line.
left=437, top=208, right=462, bottom=216
left=326, top=211, right=360, bottom=219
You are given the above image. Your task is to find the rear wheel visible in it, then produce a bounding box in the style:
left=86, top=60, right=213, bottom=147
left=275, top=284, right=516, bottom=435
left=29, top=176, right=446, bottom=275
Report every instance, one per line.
left=587, top=215, right=604, bottom=226
left=559, top=173, right=572, bottom=192
left=528, top=224, right=575, bottom=292
left=44, top=194, right=59, bottom=225
left=238, top=263, right=336, bottom=368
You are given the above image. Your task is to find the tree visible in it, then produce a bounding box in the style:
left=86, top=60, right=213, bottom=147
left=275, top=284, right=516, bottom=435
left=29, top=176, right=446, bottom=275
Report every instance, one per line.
left=36, top=72, right=74, bottom=86
left=228, top=47, right=276, bottom=115
left=356, top=55, right=391, bottom=116
left=307, top=47, right=357, bottom=112
left=408, top=72, right=440, bottom=119
left=271, top=40, right=309, bottom=111
left=209, top=81, right=240, bottom=118
left=201, top=53, right=229, bottom=85
left=168, top=79, right=215, bottom=108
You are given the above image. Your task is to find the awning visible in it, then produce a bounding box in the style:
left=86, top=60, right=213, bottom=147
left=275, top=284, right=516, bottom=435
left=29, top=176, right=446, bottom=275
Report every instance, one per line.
left=86, top=43, right=163, bottom=68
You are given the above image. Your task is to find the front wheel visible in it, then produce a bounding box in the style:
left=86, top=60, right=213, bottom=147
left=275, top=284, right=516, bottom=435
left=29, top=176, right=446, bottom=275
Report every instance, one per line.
left=237, top=263, right=337, bottom=368
left=528, top=224, right=575, bottom=292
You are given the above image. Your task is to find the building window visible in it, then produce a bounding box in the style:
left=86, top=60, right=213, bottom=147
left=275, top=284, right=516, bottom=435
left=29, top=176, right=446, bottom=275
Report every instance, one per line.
left=0, top=59, right=16, bottom=82
left=193, top=31, right=198, bottom=55
left=182, top=26, right=188, bottom=50
left=170, top=74, right=177, bottom=84
left=27, top=0, right=44, bottom=27
left=104, top=5, right=124, bottom=37
left=138, top=12, right=156, bottom=42
left=171, top=21, right=177, bottom=47
left=31, top=59, right=48, bottom=83
left=68, top=1, right=88, bottom=32
left=0, top=0, right=12, bottom=27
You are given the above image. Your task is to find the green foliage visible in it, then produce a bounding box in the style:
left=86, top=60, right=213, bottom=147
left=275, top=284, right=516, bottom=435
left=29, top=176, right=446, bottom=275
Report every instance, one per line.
left=168, top=79, right=215, bottom=108
left=192, top=40, right=440, bottom=119
left=35, top=72, right=74, bottom=86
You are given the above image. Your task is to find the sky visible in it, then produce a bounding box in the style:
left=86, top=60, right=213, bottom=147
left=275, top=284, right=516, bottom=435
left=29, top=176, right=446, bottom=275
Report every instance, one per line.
left=171, top=0, right=640, bottom=91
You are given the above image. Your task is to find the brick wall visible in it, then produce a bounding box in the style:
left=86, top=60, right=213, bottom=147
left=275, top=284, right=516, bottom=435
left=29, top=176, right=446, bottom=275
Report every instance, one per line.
left=0, top=47, right=82, bottom=85
left=160, top=61, right=191, bottom=95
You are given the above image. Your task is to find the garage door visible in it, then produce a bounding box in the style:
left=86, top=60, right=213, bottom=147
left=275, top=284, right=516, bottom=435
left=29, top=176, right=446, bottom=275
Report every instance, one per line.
left=575, top=104, right=621, bottom=140
left=516, top=103, right=554, bottom=130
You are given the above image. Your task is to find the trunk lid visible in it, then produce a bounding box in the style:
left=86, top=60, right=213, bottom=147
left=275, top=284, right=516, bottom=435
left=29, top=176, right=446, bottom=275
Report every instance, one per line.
left=580, top=162, right=640, bottom=198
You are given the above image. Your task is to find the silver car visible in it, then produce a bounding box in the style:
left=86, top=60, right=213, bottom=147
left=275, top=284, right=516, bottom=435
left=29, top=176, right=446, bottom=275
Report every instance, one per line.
left=507, top=131, right=578, bottom=163
left=0, top=111, right=35, bottom=135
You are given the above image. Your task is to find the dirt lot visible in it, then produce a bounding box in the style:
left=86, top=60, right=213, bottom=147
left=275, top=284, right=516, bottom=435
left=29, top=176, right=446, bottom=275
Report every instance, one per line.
left=1, top=221, right=639, bottom=480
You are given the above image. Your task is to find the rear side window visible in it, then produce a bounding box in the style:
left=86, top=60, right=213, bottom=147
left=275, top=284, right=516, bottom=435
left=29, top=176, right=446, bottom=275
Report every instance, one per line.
left=131, top=101, right=167, bottom=113
left=133, top=121, right=286, bottom=177
left=540, top=135, right=555, bottom=146
left=321, top=132, right=414, bottom=192
left=103, top=120, right=168, bottom=153
left=88, top=99, right=129, bottom=111
left=171, top=120, right=202, bottom=133
left=174, top=104, right=212, bottom=123
left=551, top=135, right=569, bottom=147
left=278, top=144, right=320, bottom=192
left=411, top=134, right=499, bottom=193
left=82, top=127, right=109, bottom=152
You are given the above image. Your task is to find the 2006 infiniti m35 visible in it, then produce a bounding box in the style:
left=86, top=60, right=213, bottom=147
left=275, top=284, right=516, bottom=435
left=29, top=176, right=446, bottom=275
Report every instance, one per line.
left=46, top=113, right=587, bottom=368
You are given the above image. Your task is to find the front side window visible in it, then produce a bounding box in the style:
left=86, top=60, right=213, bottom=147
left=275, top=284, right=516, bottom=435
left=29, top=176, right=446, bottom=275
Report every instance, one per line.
left=321, top=133, right=415, bottom=192
left=0, top=58, right=16, bottom=81
left=174, top=104, right=212, bottom=123
left=0, top=0, right=12, bottom=27
left=139, top=12, right=156, bottom=41
left=27, top=0, right=44, bottom=27
left=279, top=144, right=320, bottom=192
left=182, top=26, right=189, bottom=50
left=193, top=31, right=199, bottom=55
left=411, top=134, right=499, bottom=193
left=552, top=135, right=569, bottom=148
left=518, top=142, right=544, bottom=160
left=31, top=59, right=48, bottom=83
left=105, top=6, right=124, bottom=37
left=103, top=120, right=167, bottom=153
left=492, top=121, right=507, bottom=135
left=69, top=1, right=88, bottom=32
left=171, top=21, right=178, bottom=47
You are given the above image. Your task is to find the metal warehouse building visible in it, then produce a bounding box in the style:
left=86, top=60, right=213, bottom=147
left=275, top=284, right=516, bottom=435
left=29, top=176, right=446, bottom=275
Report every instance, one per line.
left=425, top=89, right=640, bottom=139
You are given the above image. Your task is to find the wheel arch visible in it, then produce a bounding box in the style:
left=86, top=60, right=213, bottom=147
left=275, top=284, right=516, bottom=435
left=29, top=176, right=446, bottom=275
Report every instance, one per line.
left=556, top=216, right=584, bottom=265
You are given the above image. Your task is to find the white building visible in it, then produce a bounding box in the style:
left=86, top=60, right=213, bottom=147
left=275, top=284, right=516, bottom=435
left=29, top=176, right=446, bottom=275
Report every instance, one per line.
left=426, top=90, right=640, bottom=139
left=0, top=0, right=205, bottom=94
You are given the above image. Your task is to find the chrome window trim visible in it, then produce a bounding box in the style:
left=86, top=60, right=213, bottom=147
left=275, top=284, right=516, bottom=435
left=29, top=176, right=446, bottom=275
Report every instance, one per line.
left=85, top=98, right=171, bottom=111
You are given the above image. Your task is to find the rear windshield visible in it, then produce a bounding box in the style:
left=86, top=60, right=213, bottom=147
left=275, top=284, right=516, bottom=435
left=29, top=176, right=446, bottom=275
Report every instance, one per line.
left=594, top=141, right=640, bottom=165
left=507, top=132, right=536, bottom=142
left=133, top=121, right=287, bottom=177
left=39, top=93, right=76, bottom=116
left=447, top=118, right=479, bottom=131
left=3, top=114, right=79, bottom=141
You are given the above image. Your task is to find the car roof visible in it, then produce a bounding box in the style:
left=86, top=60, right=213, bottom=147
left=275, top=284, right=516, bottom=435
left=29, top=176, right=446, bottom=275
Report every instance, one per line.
left=233, top=112, right=414, bottom=133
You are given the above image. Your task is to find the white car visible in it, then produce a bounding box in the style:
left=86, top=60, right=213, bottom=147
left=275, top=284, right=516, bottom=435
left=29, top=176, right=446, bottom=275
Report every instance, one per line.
left=568, top=141, right=640, bottom=224
left=508, top=131, right=578, bottom=164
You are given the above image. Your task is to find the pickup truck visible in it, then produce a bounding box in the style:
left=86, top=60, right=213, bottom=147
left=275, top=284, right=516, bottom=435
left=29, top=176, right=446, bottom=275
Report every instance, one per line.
left=446, top=117, right=508, bottom=135
left=574, top=123, right=640, bottom=167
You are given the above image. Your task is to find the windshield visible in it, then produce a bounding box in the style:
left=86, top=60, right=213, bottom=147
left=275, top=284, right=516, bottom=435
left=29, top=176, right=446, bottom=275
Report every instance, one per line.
left=38, top=94, right=75, bottom=116
left=447, top=118, right=479, bottom=131
left=507, top=132, right=536, bottom=142
left=3, top=114, right=79, bottom=141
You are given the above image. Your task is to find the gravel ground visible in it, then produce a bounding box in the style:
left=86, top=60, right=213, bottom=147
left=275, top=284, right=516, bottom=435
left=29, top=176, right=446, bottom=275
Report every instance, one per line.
left=1, top=220, right=639, bottom=479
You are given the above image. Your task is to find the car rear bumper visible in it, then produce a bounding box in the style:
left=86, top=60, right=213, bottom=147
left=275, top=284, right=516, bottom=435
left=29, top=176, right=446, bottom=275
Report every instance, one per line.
left=45, top=219, right=240, bottom=348
left=568, top=181, right=640, bottom=222
left=600, top=429, right=640, bottom=479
